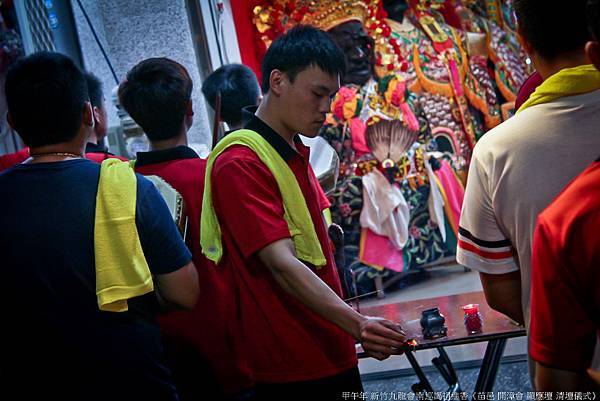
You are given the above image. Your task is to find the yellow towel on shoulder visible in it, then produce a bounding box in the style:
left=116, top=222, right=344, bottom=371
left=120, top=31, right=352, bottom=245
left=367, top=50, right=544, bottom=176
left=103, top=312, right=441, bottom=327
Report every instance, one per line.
left=517, top=64, right=600, bottom=113
left=95, top=158, right=153, bottom=312
left=200, top=129, right=327, bottom=268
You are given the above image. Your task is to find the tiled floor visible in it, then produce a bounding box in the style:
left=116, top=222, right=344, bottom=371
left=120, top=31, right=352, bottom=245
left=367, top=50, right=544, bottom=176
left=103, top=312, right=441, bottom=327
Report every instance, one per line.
left=363, top=358, right=533, bottom=394
left=357, top=264, right=530, bottom=389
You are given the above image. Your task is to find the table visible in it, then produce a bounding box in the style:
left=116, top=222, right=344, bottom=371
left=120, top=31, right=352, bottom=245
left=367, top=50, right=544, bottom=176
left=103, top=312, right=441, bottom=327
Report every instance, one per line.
left=358, top=291, right=526, bottom=396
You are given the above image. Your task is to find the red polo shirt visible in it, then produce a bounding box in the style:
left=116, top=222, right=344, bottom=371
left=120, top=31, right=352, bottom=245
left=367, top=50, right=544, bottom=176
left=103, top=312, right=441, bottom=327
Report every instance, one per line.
left=530, top=159, right=600, bottom=371
left=84, top=142, right=128, bottom=162
left=211, top=116, right=357, bottom=383
left=135, top=146, right=252, bottom=394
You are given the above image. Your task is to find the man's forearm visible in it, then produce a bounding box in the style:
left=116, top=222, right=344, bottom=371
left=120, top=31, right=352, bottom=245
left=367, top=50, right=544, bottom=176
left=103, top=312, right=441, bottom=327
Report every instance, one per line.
left=258, top=239, right=407, bottom=360
left=266, top=246, right=366, bottom=339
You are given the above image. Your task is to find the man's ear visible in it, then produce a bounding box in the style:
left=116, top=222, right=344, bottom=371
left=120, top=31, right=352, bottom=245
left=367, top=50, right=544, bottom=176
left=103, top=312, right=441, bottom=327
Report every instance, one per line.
left=82, top=101, right=94, bottom=128
left=268, top=69, right=286, bottom=97
left=92, top=106, right=101, bottom=126
left=585, top=41, right=600, bottom=72
left=186, top=99, right=194, bottom=117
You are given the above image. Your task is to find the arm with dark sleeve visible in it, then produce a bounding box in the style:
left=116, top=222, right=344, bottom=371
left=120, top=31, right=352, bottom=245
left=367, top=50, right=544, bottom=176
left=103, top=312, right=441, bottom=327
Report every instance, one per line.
left=212, top=156, right=407, bottom=360
left=530, top=217, right=597, bottom=390
left=136, top=177, right=199, bottom=310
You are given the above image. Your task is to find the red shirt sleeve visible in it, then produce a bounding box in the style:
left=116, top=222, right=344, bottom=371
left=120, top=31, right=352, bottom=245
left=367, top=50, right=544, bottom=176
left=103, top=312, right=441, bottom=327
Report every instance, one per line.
left=529, top=216, right=597, bottom=371
left=211, top=147, right=291, bottom=258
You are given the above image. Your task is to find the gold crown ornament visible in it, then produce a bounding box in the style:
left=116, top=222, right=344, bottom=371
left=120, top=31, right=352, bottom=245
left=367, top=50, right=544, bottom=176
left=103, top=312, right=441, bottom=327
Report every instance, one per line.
left=297, top=0, right=371, bottom=31
left=251, top=0, right=407, bottom=77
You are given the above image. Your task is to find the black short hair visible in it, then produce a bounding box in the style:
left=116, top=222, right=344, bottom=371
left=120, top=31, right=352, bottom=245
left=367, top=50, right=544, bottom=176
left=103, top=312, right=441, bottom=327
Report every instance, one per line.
left=84, top=72, right=103, bottom=108
left=201, top=64, right=259, bottom=126
left=588, top=0, right=600, bottom=41
left=261, top=25, right=345, bottom=93
left=514, top=0, right=591, bottom=59
left=5, top=51, right=88, bottom=147
left=118, top=57, right=193, bottom=141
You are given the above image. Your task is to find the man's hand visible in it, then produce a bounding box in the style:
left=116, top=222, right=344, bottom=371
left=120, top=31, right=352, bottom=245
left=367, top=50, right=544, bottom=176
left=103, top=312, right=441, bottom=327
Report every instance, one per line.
left=359, top=316, right=407, bottom=361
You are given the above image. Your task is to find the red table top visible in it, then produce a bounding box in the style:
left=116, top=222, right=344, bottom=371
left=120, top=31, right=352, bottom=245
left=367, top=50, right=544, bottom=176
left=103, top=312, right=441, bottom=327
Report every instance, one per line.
left=360, top=291, right=526, bottom=351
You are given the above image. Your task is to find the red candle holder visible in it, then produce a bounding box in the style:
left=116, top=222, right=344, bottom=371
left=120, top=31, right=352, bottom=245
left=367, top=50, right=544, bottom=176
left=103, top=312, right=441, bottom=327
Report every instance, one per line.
left=462, top=303, right=483, bottom=334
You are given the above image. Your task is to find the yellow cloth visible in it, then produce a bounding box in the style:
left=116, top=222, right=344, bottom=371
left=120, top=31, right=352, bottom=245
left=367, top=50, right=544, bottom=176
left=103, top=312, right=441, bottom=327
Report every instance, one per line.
left=200, top=129, right=327, bottom=267
left=517, top=64, right=600, bottom=113
left=95, top=158, right=153, bottom=312
left=323, top=208, right=333, bottom=226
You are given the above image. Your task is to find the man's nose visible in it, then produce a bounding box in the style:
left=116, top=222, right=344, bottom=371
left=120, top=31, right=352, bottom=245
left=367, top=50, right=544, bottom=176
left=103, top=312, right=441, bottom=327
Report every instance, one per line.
left=318, top=96, right=331, bottom=113
left=349, top=45, right=366, bottom=60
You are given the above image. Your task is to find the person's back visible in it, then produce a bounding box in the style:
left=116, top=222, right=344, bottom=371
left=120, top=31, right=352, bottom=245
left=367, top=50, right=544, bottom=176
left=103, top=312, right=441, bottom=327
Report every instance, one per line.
left=0, top=160, right=184, bottom=399
left=0, top=51, right=198, bottom=401
left=119, top=57, right=252, bottom=399
left=457, top=0, right=600, bottom=326
left=460, top=88, right=600, bottom=320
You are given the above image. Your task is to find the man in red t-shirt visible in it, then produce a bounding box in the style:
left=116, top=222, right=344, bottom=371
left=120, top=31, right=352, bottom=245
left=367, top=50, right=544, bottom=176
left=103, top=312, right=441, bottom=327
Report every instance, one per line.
left=119, top=58, right=251, bottom=400
left=207, top=26, right=407, bottom=399
left=530, top=2, right=600, bottom=390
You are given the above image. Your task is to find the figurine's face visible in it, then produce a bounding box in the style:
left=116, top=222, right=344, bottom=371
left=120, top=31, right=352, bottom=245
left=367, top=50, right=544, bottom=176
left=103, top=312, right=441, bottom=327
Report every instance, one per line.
left=328, top=21, right=375, bottom=86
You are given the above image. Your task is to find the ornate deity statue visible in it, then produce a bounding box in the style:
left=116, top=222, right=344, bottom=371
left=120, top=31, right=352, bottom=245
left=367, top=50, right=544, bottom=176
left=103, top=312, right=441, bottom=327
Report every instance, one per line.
left=453, top=0, right=531, bottom=118
left=383, top=0, right=495, bottom=172
left=252, top=0, right=465, bottom=293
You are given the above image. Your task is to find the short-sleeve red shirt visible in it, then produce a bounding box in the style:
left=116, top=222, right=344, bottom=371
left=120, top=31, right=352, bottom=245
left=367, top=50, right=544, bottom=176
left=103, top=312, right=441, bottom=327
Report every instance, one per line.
left=135, top=146, right=252, bottom=393
left=211, top=116, right=357, bottom=383
left=530, top=160, right=600, bottom=371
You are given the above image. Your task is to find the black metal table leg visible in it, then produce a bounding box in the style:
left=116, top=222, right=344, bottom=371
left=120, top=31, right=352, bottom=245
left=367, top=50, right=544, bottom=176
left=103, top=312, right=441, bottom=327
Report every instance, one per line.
left=432, top=346, right=462, bottom=392
left=405, top=349, right=435, bottom=395
left=473, top=339, right=507, bottom=394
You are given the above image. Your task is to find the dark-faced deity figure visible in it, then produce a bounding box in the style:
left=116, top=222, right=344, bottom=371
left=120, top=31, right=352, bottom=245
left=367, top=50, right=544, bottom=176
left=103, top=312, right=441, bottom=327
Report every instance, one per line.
left=327, top=21, right=375, bottom=86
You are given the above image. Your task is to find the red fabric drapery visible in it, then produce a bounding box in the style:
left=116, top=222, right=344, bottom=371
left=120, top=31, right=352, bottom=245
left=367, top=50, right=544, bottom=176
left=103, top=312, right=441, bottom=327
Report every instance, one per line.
left=230, top=0, right=263, bottom=83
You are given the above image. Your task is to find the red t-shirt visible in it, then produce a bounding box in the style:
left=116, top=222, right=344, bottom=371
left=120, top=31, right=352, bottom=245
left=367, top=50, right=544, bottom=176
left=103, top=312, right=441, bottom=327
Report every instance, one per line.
left=134, top=146, right=252, bottom=394
left=211, top=116, right=357, bottom=383
left=0, top=144, right=127, bottom=172
left=0, top=147, right=29, bottom=172
left=530, top=160, right=600, bottom=371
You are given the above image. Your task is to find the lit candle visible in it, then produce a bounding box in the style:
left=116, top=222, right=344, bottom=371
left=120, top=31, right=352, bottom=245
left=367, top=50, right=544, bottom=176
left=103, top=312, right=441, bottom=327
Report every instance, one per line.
left=462, top=303, right=479, bottom=315
left=462, top=303, right=482, bottom=334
